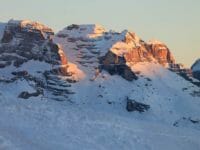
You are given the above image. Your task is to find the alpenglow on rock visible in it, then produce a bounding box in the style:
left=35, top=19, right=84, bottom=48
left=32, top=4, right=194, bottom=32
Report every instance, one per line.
left=55, top=23, right=181, bottom=81
left=99, top=31, right=177, bottom=81
left=147, top=40, right=175, bottom=66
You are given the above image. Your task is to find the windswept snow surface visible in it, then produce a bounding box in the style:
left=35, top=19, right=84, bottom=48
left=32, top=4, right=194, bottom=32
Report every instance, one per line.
left=0, top=98, right=200, bottom=150
left=0, top=63, right=200, bottom=150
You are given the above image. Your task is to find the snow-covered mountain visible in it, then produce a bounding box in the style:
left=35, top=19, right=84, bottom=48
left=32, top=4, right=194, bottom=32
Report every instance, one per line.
left=0, top=19, right=82, bottom=101
left=192, top=59, right=200, bottom=80
left=0, top=22, right=6, bottom=40
left=0, top=20, right=200, bottom=150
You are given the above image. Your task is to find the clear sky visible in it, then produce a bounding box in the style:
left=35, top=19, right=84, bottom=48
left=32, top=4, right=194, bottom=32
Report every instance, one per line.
left=0, top=0, right=199, bottom=67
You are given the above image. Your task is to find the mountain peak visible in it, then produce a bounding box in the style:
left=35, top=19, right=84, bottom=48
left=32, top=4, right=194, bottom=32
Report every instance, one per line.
left=1, top=19, right=54, bottom=44
left=191, top=58, right=200, bottom=80
left=57, top=24, right=106, bottom=39
left=9, top=19, right=51, bottom=28
left=147, top=39, right=175, bottom=65
left=148, top=39, right=165, bottom=45
left=0, top=19, right=200, bottom=150
left=192, top=58, right=200, bottom=71
left=7, top=19, right=53, bottom=35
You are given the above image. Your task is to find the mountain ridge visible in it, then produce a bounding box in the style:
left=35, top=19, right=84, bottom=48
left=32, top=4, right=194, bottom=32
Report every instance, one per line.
left=0, top=19, right=199, bottom=150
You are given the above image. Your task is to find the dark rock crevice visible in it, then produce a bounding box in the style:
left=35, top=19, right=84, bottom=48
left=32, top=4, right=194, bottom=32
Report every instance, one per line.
left=99, top=51, right=138, bottom=81
left=126, top=97, right=150, bottom=113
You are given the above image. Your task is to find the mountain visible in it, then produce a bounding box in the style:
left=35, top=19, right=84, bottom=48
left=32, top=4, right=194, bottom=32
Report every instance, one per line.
left=192, top=58, right=200, bottom=80
left=0, top=20, right=200, bottom=150
left=0, top=22, right=6, bottom=40
left=0, top=19, right=82, bottom=100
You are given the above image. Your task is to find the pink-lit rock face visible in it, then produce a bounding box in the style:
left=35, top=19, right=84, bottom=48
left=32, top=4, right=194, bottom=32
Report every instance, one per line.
left=100, top=32, right=178, bottom=81
left=110, top=31, right=154, bottom=64
left=109, top=32, right=175, bottom=66
left=147, top=40, right=175, bottom=65
left=124, top=47, right=153, bottom=63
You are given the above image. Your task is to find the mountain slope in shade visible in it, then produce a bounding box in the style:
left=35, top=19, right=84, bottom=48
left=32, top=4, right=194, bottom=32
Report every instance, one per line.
left=0, top=22, right=6, bottom=40
left=0, top=20, right=199, bottom=150
left=192, top=58, right=200, bottom=80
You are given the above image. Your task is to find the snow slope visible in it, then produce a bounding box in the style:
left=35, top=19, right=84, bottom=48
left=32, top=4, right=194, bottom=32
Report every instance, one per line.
left=192, top=59, right=200, bottom=72
left=0, top=62, right=200, bottom=150
left=0, top=22, right=6, bottom=41
left=0, top=98, right=200, bottom=150
left=0, top=22, right=200, bottom=150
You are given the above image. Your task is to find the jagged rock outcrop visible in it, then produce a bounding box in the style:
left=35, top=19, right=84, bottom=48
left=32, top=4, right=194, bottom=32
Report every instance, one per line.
left=192, top=59, right=200, bottom=80
left=126, top=97, right=150, bottom=113
left=0, top=19, right=66, bottom=68
left=147, top=40, right=175, bottom=66
left=56, top=24, right=184, bottom=81
left=110, top=31, right=154, bottom=63
left=99, top=51, right=138, bottom=81
left=99, top=31, right=153, bottom=81
left=55, top=23, right=197, bottom=85
left=99, top=32, right=177, bottom=80
left=108, top=34, right=175, bottom=67
left=0, top=20, right=75, bottom=100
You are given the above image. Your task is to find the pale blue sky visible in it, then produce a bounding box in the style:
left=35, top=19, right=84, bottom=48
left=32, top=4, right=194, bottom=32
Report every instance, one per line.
left=0, top=0, right=199, bottom=66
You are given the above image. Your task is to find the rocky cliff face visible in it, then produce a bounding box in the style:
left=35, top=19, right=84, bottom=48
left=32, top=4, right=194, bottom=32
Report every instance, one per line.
left=106, top=33, right=175, bottom=67
left=192, top=59, right=200, bottom=80
left=99, top=31, right=177, bottom=80
left=0, top=20, right=200, bottom=150
left=147, top=40, right=175, bottom=66
left=99, top=51, right=138, bottom=81
left=0, top=20, right=66, bottom=68
left=99, top=31, right=149, bottom=81
left=56, top=24, right=195, bottom=82
left=110, top=31, right=154, bottom=63
left=0, top=20, right=76, bottom=100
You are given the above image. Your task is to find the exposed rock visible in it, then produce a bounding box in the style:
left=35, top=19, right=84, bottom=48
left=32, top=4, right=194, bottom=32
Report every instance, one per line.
left=1, top=30, right=13, bottom=43
left=12, top=71, right=28, bottom=77
left=0, top=19, right=65, bottom=68
left=66, top=24, right=80, bottom=30
left=193, top=72, right=200, bottom=81
left=126, top=97, right=150, bottom=112
left=110, top=31, right=154, bottom=63
left=100, top=51, right=138, bottom=81
left=0, top=20, right=76, bottom=101
left=173, top=117, right=200, bottom=130
left=147, top=40, right=175, bottom=66
left=18, top=89, right=43, bottom=99
left=43, top=70, right=75, bottom=100
left=99, top=32, right=178, bottom=81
